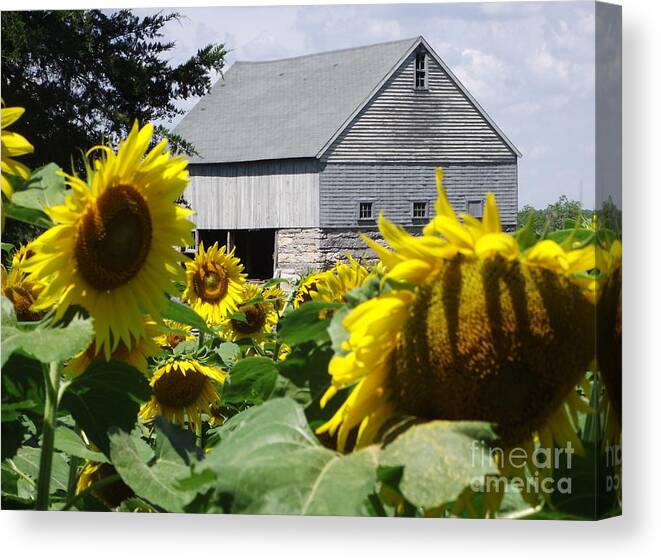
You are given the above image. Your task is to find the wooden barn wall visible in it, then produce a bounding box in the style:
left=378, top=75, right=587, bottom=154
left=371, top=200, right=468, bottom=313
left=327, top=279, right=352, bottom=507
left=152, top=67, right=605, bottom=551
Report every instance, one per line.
left=322, top=52, right=516, bottom=162
left=319, top=162, right=518, bottom=228
left=186, top=159, right=320, bottom=229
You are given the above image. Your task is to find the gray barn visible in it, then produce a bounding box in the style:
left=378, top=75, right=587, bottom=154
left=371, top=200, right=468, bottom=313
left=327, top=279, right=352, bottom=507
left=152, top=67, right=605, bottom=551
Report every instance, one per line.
left=175, top=36, right=520, bottom=278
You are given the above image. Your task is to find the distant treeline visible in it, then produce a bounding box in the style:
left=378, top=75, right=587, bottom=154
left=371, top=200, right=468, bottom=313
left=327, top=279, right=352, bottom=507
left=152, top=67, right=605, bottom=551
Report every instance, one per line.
left=517, top=195, right=621, bottom=235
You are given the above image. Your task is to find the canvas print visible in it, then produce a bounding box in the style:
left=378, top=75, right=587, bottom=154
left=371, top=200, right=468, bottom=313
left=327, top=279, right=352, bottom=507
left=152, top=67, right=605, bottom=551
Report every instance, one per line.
left=0, top=1, right=621, bottom=519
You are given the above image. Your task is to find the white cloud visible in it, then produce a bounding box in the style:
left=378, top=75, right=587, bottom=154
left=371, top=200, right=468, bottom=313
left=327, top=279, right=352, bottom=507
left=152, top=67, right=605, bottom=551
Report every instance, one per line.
left=530, top=47, right=570, bottom=82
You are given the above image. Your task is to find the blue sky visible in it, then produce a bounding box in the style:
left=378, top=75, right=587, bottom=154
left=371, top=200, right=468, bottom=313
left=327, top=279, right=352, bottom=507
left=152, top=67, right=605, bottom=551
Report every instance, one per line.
left=137, top=1, right=596, bottom=209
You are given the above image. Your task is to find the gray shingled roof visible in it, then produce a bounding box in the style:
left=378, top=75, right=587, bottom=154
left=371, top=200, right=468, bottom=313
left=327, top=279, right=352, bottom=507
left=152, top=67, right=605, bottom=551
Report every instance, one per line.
left=174, top=37, right=419, bottom=164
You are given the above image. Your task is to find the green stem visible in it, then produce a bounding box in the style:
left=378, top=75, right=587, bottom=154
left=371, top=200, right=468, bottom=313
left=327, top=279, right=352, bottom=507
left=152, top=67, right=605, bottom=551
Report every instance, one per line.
left=66, top=455, right=80, bottom=504
left=65, top=424, right=82, bottom=503
left=273, top=340, right=282, bottom=361
left=35, top=361, right=60, bottom=511
left=198, top=331, right=205, bottom=350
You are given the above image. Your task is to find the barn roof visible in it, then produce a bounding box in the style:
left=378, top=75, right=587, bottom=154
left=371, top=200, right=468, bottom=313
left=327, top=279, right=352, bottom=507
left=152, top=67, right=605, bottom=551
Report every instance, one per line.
left=174, top=36, right=520, bottom=163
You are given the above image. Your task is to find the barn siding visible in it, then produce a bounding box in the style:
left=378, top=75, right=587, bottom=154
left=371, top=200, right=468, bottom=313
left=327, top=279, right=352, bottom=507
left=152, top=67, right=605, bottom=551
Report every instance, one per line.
left=322, top=51, right=515, bottom=162
left=319, top=162, right=518, bottom=228
left=186, top=159, right=320, bottom=229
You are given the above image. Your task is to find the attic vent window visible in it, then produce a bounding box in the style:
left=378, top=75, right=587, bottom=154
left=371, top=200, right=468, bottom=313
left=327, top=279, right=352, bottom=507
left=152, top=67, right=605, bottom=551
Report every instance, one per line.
left=414, top=52, right=428, bottom=90
left=466, top=199, right=484, bottom=219
left=412, top=201, right=428, bottom=219
left=359, top=202, right=373, bottom=220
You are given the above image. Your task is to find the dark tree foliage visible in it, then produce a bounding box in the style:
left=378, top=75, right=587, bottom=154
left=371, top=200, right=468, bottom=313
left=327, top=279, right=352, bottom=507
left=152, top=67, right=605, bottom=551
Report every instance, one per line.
left=1, top=9, right=227, bottom=168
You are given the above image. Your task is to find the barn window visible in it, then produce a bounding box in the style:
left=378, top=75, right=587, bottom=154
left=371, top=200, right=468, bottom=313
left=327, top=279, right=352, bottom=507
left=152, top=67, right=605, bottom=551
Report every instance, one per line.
left=414, top=52, right=428, bottom=90
left=466, top=199, right=484, bottom=219
left=412, top=201, right=428, bottom=219
left=359, top=201, right=373, bottom=220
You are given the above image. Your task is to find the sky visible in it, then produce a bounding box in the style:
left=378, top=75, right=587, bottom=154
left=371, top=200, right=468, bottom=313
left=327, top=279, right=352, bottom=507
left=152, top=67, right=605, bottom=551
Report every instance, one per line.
left=135, top=1, right=596, bottom=209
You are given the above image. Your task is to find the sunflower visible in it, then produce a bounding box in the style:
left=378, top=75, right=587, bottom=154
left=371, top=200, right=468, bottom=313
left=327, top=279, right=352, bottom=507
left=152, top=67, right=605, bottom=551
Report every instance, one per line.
left=2, top=243, right=46, bottom=321
left=292, top=271, right=324, bottom=308
left=263, top=284, right=288, bottom=315
left=1, top=103, right=34, bottom=199
left=139, top=358, right=227, bottom=428
left=65, top=318, right=162, bottom=376
left=76, top=461, right=134, bottom=509
left=292, top=257, right=371, bottom=310
left=21, top=122, right=194, bottom=358
left=154, top=320, right=195, bottom=349
left=182, top=241, right=246, bottom=325
left=317, top=168, right=596, bottom=464
left=220, top=282, right=278, bottom=342
left=314, top=256, right=371, bottom=304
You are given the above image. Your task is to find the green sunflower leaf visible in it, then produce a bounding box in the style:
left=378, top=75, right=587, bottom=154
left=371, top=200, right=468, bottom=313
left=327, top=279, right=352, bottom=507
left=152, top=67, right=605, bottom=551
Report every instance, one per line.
left=278, top=301, right=343, bottom=346
left=513, top=212, right=538, bottom=252
left=162, top=298, right=215, bottom=335
left=214, top=341, right=241, bottom=368
left=274, top=342, right=333, bottom=405
left=222, top=356, right=278, bottom=405
left=1, top=306, right=94, bottom=368
left=1, top=200, right=53, bottom=229
left=60, top=360, right=152, bottom=456
left=7, top=446, right=69, bottom=500
left=108, top=426, right=197, bottom=512
left=10, top=163, right=67, bottom=213
left=201, top=398, right=380, bottom=516
left=379, top=420, right=500, bottom=511
left=53, top=426, right=108, bottom=463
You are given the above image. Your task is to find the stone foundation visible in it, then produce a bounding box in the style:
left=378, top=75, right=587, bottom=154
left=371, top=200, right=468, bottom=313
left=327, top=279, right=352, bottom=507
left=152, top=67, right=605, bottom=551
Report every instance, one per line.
left=276, top=227, right=422, bottom=277
left=275, top=228, right=325, bottom=277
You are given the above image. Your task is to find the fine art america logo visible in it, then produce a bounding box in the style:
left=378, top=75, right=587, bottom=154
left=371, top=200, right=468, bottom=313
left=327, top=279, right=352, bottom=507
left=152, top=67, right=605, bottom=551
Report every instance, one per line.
left=470, top=441, right=577, bottom=495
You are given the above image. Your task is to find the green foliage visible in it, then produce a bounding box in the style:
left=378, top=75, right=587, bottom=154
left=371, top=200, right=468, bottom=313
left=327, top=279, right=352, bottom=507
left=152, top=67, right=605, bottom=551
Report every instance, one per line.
left=379, top=421, right=499, bottom=511
left=222, top=356, right=278, bottom=405
left=10, top=163, right=67, bottom=214
left=109, top=426, right=197, bottom=512
left=517, top=195, right=590, bottom=235
left=162, top=298, right=216, bottom=335
left=4, top=446, right=69, bottom=504
left=278, top=301, right=343, bottom=345
left=60, top=360, right=152, bottom=455
left=53, top=426, right=107, bottom=463
left=1, top=10, right=227, bottom=168
left=214, top=341, right=241, bottom=368
left=275, top=342, right=334, bottom=405
left=201, top=398, right=380, bottom=515
left=1, top=296, right=95, bottom=367
left=2, top=354, right=46, bottom=423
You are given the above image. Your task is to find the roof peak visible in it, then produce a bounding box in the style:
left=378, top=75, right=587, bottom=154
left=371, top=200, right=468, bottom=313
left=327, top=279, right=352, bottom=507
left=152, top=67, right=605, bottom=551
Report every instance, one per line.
left=233, top=36, right=422, bottom=65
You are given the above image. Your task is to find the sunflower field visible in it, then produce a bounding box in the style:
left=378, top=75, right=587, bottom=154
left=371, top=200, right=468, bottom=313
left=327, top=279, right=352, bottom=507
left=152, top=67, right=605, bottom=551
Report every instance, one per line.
left=1, top=108, right=621, bottom=519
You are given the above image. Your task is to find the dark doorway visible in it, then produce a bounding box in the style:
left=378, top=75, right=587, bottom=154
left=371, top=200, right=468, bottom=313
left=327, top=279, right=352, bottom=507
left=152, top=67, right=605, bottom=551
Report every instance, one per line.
left=198, top=229, right=275, bottom=280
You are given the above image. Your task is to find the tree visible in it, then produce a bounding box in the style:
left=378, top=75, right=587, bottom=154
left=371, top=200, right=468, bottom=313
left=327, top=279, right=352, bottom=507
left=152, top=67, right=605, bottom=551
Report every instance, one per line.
left=1, top=10, right=227, bottom=169
left=517, top=195, right=590, bottom=235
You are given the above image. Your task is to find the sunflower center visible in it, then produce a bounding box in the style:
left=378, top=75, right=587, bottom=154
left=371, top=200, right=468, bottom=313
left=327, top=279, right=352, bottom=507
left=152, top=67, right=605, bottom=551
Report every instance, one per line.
left=165, top=331, right=186, bottom=347
left=193, top=265, right=229, bottom=303
left=5, top=285, right=42, bottom=322
left=230, top=304, right=266, bottom=335
left=85, top=463, right=134, bottom=509
left=153, top=365, right=208, bottom=408
left=389, top=255, right=595, bottom=445
left=75, top=184, right=152, bottom=291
